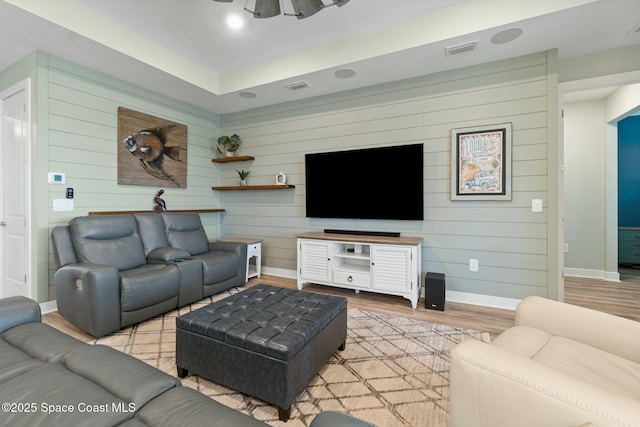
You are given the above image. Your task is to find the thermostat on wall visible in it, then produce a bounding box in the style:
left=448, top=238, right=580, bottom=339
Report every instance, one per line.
left=48, top=172, right=65, bottom=184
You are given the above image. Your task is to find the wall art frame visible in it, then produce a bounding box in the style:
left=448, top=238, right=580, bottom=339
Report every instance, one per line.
left=117, top=107, right=188, bottom=188
left=451, top=122, right=512, bottom=201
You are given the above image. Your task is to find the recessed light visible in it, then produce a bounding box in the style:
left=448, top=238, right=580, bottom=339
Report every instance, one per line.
left=334, top=68, right=356, bottom=79
left=238, top=91, right=257, bottom=99
left=226, top=14, right=245, bottom=29
left=491, top=28, right=523, bottom=44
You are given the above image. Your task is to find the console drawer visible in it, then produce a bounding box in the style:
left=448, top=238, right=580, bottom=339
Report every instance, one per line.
left=333, top=270, right=370, bottom=288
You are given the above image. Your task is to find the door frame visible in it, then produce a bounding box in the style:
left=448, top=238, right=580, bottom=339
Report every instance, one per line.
left=0, top=78, right=32, bottom=298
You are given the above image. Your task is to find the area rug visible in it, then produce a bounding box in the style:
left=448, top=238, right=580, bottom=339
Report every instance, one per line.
left=91, top=289, right=490, bottom=427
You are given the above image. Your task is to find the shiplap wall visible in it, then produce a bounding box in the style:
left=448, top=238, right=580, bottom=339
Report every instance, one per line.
left=221, top=51, right=555, bottom=302
left=42, top=54, right=222, bottom=299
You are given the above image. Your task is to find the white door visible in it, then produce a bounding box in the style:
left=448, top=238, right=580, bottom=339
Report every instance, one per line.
left=1, top=80, right=30, bottom=298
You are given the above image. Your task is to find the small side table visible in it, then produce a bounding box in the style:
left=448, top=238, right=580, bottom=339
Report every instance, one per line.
left=220, top=237, right=262, bottom=282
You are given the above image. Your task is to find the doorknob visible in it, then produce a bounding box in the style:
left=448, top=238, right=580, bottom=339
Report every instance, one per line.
left=0, top=221, right=5, bottom=227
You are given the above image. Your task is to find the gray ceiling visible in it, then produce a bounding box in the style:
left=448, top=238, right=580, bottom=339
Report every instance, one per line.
left=1, top=0, right=639, bottom=114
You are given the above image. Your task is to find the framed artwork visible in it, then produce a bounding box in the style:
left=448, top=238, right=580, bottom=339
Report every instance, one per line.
left=451, top=123, right=512, bottom=200
left=117, top=107, right=188, bottom=188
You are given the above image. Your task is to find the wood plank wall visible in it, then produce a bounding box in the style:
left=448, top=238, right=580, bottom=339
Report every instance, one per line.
left=43, top=54, right=223, bottom=299
left=220, top=51, right=555, bottom=302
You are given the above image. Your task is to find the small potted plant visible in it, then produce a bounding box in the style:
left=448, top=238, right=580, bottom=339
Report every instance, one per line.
left=217, top=133, right=241, bottom=157
left=236, top=169, right=250, bottom=186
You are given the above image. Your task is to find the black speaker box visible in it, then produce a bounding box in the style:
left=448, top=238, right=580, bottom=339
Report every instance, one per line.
left=425, top=272, right=445, bottom=311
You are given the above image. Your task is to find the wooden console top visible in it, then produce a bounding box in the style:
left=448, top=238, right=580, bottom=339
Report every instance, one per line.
left=296, top=232, right=422, bottom=246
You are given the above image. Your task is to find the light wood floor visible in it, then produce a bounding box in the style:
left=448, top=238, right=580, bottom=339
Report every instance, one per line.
left=43, top=272, right=640, bottom=341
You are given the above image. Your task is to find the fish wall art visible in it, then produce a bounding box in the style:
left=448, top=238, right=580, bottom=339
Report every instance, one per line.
left=117, top=107, right=187, bottom=188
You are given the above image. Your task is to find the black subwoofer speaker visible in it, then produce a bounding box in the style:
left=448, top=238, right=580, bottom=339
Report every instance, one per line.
left=425, top=272, right=445, bottom=311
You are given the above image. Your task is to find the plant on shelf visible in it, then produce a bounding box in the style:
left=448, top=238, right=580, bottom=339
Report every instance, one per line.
left=236, top=169, right=250, bottom=186
left=216, top=133, right=241, bottom=157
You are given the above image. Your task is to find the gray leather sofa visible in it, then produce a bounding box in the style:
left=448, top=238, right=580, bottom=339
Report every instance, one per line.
left=51, top=212, right=247, bottom=337
left=0, top=295, right=375, bottom=427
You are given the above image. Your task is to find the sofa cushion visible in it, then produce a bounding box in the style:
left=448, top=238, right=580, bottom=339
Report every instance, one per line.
left=63, top=344, right=180, bottom=408
left=134, top=213, right=170, bottom=257
left=1, top=322, right=89, bottom=362
left=0, top=322, right=96, bottom=385
left=124, top=386, right=268, bottom=427
left=120, top=264, right=180, bottom=312
left=0, top=338, right=44, bottom=385
left=161, top=213, right=209, bottom=255
left=534, top=336, right=640, bottom=400
left=0, top=362, right=135, bottom=427
left=492, top=325, right=640, bottom=401
left=69, top=215, right=147, bottom=271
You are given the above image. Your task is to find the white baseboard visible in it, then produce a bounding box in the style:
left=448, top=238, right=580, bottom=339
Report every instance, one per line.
left=39, top=300, right=57, bottom=314
left=564, top=267, right=621, bottom=282
left=264, top=268, right=519, bottom=310
left=444, top=290, right=520, bottom=310
left=262, top=266, right=297, bottom=279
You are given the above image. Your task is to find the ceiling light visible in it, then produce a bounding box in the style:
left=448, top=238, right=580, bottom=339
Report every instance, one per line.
left=213, top=0, right=351, bottom=20
left=334, top=68, right=356, bottom=78
left=491, top=28, right=523, bottom=44
left=238, top=91, right=257, bottom=98
left=226, top=14, right=245, bottom=29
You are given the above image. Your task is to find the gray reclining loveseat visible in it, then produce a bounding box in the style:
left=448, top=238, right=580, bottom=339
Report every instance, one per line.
left=0, top=295, right=375, bottom=427
left=51, top=212, right=247, bottom=337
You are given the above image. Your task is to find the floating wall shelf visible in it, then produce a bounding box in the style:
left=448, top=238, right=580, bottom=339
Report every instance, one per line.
left=211, top=156, right=255, bottom=163
left=212, top=185, right=295, bottom=191
left=89, top=209, right=225, bottom=215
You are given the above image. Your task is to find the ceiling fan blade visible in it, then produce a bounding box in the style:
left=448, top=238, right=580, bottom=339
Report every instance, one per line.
left=253, top=0, right=281, bottom=18
left=290, top=0, right=324, bottom=19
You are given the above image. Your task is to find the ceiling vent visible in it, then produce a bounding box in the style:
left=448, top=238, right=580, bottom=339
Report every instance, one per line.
left=285, top=80, right=310, bottom=90
left=445, top=40, right=478, bottom=56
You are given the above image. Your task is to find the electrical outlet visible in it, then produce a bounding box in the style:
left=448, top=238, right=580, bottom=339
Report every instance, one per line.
left=469, top=258, right=479, bottom=272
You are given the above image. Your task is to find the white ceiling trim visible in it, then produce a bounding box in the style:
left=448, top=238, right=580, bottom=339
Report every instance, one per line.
left=6, top=0, right=598, bottom=96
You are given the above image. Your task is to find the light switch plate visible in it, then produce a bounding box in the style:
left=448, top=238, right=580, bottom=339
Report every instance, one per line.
left=53, top=198, right=74, bottom=212
left=532, top=199, right=543, bottom=213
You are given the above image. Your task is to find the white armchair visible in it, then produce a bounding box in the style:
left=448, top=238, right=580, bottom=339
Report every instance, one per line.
left=450, top=296, right=640, bottom=427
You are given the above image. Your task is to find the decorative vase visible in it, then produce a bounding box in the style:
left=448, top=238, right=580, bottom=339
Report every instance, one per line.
left=226, top=150, right=235, bottom=158
left=239, top=179, right=247, bottom=186
left=276, top=171, right=287, bottom=185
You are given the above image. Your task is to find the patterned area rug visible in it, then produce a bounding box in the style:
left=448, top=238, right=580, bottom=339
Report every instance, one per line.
left=92, top=289, right=490, bottom=427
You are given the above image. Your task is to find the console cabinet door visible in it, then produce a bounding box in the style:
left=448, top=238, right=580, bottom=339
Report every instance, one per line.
left=371, top=245, right=412, bottom=293
left=299, top=240, right=332, bottom=282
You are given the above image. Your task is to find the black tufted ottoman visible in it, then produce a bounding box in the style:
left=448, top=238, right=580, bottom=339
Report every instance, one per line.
left=175, top=284, right=347, bottom=421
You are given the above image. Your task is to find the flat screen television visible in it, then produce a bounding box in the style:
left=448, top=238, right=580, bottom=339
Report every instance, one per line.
left=305, top=143, right=424, bottom=220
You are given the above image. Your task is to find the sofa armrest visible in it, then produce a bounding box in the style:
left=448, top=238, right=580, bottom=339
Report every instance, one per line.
left=0, top=296, right=41, bottom=334
left=209, top=241, right=248, bottom=284
left=208, top=240, right=245, bottom=254
left=53, top=263, right=121, bottom=337
left=450, top=340, right=640, bottom=427
left=516, top=296, right=640, bottom=363
left=310, top=411, right=377, bottom=427
left=147, top=247, right=191, bottom=262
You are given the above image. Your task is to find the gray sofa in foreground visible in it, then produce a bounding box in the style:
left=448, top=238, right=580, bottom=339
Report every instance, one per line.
left=0, top=295, right=374, bottom=427
left=51, top=212, right=247, bottom=337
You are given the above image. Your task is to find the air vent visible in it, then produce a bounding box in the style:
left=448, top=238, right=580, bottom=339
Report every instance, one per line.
left=445, top=40, right=478, bottom=56
left=285, top=80, right=310, bottom=90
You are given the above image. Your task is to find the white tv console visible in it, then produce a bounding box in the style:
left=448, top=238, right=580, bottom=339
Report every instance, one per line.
left=296, top=232, right=423, bottom=308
